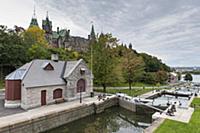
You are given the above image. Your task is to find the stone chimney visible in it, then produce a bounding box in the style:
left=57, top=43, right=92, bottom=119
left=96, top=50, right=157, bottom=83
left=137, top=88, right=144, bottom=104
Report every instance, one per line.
left=51, top=54, right=59, bottom=62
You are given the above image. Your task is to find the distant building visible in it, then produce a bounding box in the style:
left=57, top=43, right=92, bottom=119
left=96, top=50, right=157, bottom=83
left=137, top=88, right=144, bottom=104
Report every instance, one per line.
left=29, top=10, right=96, bottom=52
left=168, top=72, right=178, bottom=83
left=173, top=67, right=200, bottom=73
left=5, top=55, right=93, bottom=110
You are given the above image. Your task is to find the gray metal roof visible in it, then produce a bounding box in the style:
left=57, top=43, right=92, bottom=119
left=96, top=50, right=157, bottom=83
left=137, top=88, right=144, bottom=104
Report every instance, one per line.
left=64, top=60, right=80, bottom=78
left=6, top=59, right=86, bottom=88
left=5, top=62, right=32, bottom=80
left=22, top=59, right=66, bottom=88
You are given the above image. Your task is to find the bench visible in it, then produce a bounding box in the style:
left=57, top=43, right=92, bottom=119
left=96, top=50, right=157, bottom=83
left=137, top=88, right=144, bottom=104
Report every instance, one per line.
left=55, top=98, right=65, bottom=104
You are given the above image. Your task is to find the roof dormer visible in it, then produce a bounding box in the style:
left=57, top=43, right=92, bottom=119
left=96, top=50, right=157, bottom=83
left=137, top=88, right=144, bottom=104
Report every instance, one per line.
left=42, top=62, right=54, bottom=70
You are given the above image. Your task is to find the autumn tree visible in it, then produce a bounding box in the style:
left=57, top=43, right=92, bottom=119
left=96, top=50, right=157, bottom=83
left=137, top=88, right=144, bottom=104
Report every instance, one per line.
left=122, top=49, right=144, bottom=89
left=22, top=26, right=49, bottom=60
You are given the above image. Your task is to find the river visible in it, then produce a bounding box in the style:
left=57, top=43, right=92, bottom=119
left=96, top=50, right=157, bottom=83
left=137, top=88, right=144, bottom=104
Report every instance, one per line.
left=181, top=74, right=200, bottom=83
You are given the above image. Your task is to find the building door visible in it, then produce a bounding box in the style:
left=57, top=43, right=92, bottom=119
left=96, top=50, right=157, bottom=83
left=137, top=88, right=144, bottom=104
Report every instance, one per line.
left=77, top=79, right=86, bottom=92
left=41, top=90, right=46, bottom=106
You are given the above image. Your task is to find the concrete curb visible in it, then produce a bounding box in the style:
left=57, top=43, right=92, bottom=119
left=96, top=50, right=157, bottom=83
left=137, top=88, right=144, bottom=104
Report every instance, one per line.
left=144, top=118, right=165, bottom=133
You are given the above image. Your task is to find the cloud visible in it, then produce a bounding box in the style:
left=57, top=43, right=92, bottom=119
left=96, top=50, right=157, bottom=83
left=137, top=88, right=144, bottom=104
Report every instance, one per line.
left=1, top=0, right=200, bottom=67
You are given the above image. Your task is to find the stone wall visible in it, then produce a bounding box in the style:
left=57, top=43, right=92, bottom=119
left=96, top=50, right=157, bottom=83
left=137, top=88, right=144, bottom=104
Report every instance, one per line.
left=65, top=36, right=90, bottom=52
left=0, top=97, right=118, bottom=133
left=21, top=85, right=66, bottom=109
left=65, top=60, right=93, bottom=101
left=119, top=98, right=136, bottom=112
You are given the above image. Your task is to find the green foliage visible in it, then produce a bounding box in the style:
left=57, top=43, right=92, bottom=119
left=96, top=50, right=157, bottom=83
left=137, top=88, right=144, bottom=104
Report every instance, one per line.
left=122, top=49, right=145, bottom=89
left=140, top=53, right=170, bottom=72
left=94, top=88, right=155, bottom=97
left=0, top=80, right=4, bottom=89
left=155, top=70, right=168, bottom=84
left=0, top=24, right=170, bottom=87
left=92, top=33, right=117, bottom=92
left=28, top=44, right=50, bottom=60
left=139, top=72, right=156, bottom=84
left=184, top=73, right=193, bottom=81
left=0, top=25, right=28, bottom=66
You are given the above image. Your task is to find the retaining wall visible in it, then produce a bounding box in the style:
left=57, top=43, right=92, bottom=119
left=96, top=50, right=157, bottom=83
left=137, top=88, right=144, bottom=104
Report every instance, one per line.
left=0, top=97, right=119, bottom=133
left=119, top=98, right=136, bottom=112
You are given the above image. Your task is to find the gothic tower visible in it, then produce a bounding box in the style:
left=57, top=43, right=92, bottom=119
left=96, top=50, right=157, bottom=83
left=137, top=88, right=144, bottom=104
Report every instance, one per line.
left=89, top=24, right=96, bottom=42
left=42, top=11, right=53, bottom=44
left=42, top=11, right=52, bottom=34
left=29, top=7, right=39, bottom=28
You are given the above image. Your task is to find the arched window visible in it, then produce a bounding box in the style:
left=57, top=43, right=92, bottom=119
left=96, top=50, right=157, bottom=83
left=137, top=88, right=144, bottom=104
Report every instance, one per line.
left=77, top=79, right=86, bottom=92
left=53, top=89, right=63, bottom=99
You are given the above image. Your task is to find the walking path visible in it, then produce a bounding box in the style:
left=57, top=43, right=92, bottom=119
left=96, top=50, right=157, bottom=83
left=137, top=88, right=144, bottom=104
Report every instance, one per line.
left=152, top=94, right=195, bottom=123
left=139, top=90, right=161, bottom=99
left=0, top=95, right=115, bottom=128
left=152, top=107, right=194, bottom=123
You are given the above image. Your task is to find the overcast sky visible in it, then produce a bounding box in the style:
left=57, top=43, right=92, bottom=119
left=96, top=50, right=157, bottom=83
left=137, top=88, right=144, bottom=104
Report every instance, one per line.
left=0, top=0, right=200, bottom=67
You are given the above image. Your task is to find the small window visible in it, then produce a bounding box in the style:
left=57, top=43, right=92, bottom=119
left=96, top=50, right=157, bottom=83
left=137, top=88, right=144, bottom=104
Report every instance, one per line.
left=43, top=63, right=54, bottom=70
left=80, top=68, right=86, bottom=75
left=53, top=89, right=62, bottom=99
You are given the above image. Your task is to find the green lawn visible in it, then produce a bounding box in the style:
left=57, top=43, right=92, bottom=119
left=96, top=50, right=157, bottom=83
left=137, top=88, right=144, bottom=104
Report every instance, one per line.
left=97, top=82, right=166, bottom=87
left=94, top=88, right=156, bottom=97
left=0, top=80, right=4, bottom=89
left=154, top=98, right=200, bottom=133
left=111, top=82, right=157, bottom=87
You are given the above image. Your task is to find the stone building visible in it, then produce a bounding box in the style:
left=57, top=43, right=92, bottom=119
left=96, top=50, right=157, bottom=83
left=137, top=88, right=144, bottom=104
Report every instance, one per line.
left=29, top=11, right=96, bottom=52
left=5, top=55, right=93, bottom=110
left=168, top=72, right=179, bottom=83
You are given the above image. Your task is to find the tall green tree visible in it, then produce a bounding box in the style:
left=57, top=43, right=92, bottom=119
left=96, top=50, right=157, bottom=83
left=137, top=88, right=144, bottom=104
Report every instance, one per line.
left=0, top=25, right=29, bottom=79
left=92, top=33, right=116, bottom=92
left=184, top=73, right=193, bottom=81
left=122, top=49, right=144, bottom=89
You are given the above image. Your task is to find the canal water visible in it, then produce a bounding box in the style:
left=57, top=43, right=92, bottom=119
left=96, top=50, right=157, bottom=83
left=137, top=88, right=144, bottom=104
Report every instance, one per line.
left=181, top=74, right=200, bottom=83
left=45, top=107, right=153, bottom=133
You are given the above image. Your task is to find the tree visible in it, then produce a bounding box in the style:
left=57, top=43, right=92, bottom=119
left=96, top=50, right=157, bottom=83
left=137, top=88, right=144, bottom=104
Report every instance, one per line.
left=122, top=49, right=144, bottom=89
left=92, top=33, right=117, bottom=92
left=23, top=26, right=48, bottom=47
left=140, top=53, right=170, bottom=72
left=22, top=26, right=50, bottom=60
left=184, top=73, right=193, bottom=81
left=177, top=72, right=182, bottom=81
left=155, top=70, right=168, bottom=84
left=0, top=25, right=30, bottom=79
left=128, top=43, right=132, bottom=49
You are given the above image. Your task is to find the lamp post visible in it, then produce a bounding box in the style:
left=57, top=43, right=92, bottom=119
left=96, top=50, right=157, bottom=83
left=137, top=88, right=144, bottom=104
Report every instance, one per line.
left=80, top=86, right=82, bottom=103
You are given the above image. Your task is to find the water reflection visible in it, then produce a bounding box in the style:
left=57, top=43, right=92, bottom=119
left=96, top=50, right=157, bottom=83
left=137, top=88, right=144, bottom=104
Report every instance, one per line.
left=45, top=107, right=152, bottom=133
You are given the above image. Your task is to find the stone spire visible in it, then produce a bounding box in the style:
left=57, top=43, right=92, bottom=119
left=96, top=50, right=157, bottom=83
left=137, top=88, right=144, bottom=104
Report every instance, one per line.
left=46, top=11, right=49, bottom=19
left=29, top=6, right=39, bottom=28
left=89, top=24, right=96, bottom=41
left=42, top=11, right=52, bottom=34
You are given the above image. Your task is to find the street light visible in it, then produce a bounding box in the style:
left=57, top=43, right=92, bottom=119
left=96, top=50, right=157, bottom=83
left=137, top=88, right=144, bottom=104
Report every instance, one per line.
left=80, top=86, right=82, bottom=103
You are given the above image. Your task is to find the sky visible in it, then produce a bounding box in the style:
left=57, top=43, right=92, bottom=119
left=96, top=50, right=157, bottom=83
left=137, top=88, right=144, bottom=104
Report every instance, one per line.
left=0, top=0, right=200, bottom=67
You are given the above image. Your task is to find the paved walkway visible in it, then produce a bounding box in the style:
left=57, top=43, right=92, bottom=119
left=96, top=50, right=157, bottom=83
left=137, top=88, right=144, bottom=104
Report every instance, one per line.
left=139, top=90, right=161, bottom=99
left=152, top=104, right=194, bottom=123
left=0, top=95, right=115, bottom=128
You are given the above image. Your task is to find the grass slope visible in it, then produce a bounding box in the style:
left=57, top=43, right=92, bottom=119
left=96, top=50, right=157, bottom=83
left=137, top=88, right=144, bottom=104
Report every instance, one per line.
left=154, top=98, right=200, bottom=133
left=0, top=80, right=4, bottom=89
left=94, top=88, right=155, bottom=97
